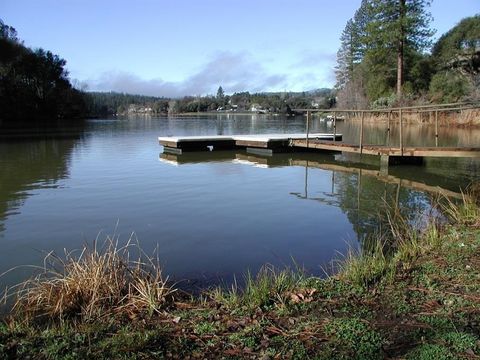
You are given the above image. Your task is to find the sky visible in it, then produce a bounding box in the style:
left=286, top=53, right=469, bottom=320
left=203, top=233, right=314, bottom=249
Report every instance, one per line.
left=1, top=0, right=479, bottom=97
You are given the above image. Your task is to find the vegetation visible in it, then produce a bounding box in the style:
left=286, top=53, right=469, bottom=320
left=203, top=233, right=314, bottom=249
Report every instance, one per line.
left=7, top=237, right=174, bottom=323
left=0, top=20, right=87, bottom=124
left=1, top=185, right=480, bottom=358
left=335, top=3, right=480, bottom=108
left=85, top=88, right=335, bottom=117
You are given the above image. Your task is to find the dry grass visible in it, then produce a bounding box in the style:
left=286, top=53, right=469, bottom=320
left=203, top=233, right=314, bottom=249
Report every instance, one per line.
left=5, top=235, right=174, bottom=323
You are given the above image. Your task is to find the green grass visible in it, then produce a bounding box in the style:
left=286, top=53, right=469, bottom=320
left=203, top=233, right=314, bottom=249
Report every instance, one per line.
left=210, top=264, right=308, bottom=313
left=324, top=317, right=384, bottom=359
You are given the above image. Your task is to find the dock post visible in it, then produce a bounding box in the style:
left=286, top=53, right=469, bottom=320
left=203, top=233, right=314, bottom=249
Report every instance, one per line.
left=333, top=111, right=337, bottom=142
left=306, top=111, right=311, bottom=148
left=399, top=109, right=403, bottom=156
left=359, top=111, right=364, bottom=154
left=387, top=111, right=391, bottom=146
left=435, top=110, right=439, bottom=147
left=380, top=155, right=389, bottom=174
left=357, top=169, right=362, bottom=211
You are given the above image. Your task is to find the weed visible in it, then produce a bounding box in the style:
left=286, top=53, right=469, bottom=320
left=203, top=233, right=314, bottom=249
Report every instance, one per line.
left=441, top=331, right=479, bottom=354
left=211, top=264, right=307, bottom=312
left=324, top=317, right=384, bottom=359
left=405, top=344, right=453, bottom=360
left=6, top=236, right=174, bottom=323
left=193, top=321, right=216, bottom=336
left=338, top=239, right=389, bottom=288
left=441, top=186, right=480, bottom=227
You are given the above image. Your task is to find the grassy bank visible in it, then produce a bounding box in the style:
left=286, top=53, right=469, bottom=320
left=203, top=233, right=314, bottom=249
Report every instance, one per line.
left=1, top=192, right=480, bottom=359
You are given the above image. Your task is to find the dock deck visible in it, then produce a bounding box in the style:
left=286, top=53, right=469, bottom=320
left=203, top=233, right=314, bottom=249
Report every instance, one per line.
left=158, top=133, right=342, bottom=154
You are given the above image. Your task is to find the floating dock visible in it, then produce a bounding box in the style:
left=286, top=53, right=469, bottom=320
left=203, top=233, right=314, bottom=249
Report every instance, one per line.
left=159, top=133, right=480, bottom=165
left=158, top=133, right=342, bottom=155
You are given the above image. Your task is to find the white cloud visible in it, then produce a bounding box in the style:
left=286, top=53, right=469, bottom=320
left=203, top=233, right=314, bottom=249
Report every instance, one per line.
left=86, top=52, right=288, bottom=97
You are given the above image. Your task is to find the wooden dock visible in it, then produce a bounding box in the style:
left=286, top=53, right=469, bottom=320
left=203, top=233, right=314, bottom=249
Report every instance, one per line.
left=158, top=133, right=343, bottom=155
left=158, top=133, right=480, bottom=165
left=159, top=103, right=480, bottom=165
left=293, top=140, right=480, bottom=158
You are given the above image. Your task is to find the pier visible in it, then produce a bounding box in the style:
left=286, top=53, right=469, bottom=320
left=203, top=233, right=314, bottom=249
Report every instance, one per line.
left=158, top=133, right=342, bottom=155
left=158, top=102, right=480, bottom=166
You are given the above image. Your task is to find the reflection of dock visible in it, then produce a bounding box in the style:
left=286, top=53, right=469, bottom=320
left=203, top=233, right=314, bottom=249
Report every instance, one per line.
left=158, top=151, right=463, bottom=199
left=289, top=159, right=463, bottom=199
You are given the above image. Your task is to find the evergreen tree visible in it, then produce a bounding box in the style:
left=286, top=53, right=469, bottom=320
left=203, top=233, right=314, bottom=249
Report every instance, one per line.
left=432, top=15, right=480, bottom=74
left=216, top=86, right=225, bottom=99
left=366, top=0, right=434, bottom=98
left=335, top=19, right=357, bottom=90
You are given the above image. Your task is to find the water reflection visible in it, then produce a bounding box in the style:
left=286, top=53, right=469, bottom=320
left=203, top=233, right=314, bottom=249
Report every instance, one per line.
left=160, top=150, right=464, bottom=247
left=0, top=116, right=478, bottom=290
left=0, top=127, right=86, bottom=235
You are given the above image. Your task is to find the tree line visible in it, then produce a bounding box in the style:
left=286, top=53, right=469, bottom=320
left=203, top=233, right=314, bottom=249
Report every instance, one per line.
left=0, top=20, right=87, bottom=125
left=84, top=88, right=335, bottom=116
left=335, top=1, right=480, bottom=109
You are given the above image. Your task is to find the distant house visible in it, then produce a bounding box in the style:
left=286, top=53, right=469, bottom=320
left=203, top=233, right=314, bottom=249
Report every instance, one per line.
left=250, top=103, right=260, bottom=112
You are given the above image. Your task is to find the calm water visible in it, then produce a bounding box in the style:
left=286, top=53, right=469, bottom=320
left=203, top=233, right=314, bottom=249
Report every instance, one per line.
left=1, top=115, right=479, bottom=288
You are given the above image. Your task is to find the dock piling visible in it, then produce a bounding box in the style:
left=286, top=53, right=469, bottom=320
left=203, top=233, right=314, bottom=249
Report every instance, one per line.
left=306, top=111, right=311, bottom=149
left=399, top=109, right=403, bottom=156
left=360, top=112, right=364, bottom=154
left=333, top=111, right=337, bottom=142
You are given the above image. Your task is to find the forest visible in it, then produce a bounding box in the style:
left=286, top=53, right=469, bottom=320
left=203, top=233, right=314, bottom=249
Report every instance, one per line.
left=0, top=20, right=87, bottom=124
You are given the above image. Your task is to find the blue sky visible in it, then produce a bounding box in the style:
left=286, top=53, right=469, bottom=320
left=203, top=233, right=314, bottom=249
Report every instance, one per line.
left=1, top=0, right=478, bottom=96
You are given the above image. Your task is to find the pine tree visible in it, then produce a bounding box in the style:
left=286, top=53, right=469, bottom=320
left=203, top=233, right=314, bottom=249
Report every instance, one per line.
left=216, top=86, right=225, bottom=99
left=366, top=0, right=434, bottom=98
left=335, top=1, right=373, bottom=91
left=335, top=19, right=357, bottom=90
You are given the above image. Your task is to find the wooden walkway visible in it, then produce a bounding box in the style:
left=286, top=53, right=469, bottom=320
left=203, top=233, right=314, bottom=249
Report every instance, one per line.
left=292, top=139, right=480, bottom=158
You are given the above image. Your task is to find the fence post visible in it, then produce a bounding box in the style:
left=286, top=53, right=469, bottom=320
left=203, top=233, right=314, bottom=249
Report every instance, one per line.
left=306, top=110, right=310, bottom=148
left=399, top=109, right=403, bottom=156
left=387, top=111, right=391, bottom=146
left=333, top=111, right=337, bottom=142
left=360, top=111, right=364, bottom=154
left=435, top=110, right=439, bottom=147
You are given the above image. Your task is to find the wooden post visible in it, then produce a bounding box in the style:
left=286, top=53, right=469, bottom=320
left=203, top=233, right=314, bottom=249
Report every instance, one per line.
left=331, top=171, right=335, bottom=194
left=357, top=169, right=362, bottom=211
left=306, top=111, right=310, bottom=148
left=333, top=111, right=337, bottom=142
left=399, top=109, right=403, bottom=156
left=435, top=110, right=439, bottom=147
left=387, top=111, right=391, bottom=146
left=360, top=111, right=364, bottom=154
left=304, top=161, right=309, bottom=198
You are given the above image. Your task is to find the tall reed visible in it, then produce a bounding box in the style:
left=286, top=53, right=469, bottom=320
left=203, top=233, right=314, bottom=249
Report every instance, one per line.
left=5, top=236, right=174, bottom=323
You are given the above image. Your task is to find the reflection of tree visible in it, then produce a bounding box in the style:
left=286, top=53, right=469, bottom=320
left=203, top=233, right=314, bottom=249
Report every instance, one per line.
left=0, top=132, right=83, bottom=234
left=332, top=169, right=433, bottom=247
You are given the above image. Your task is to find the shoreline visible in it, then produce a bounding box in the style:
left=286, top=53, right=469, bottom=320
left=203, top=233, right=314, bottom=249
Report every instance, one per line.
left=1, top=189, right=479, bottom=358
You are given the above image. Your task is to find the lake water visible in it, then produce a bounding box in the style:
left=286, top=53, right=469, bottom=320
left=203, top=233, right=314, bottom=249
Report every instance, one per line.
left=1, top=115, right=479, bottom=289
